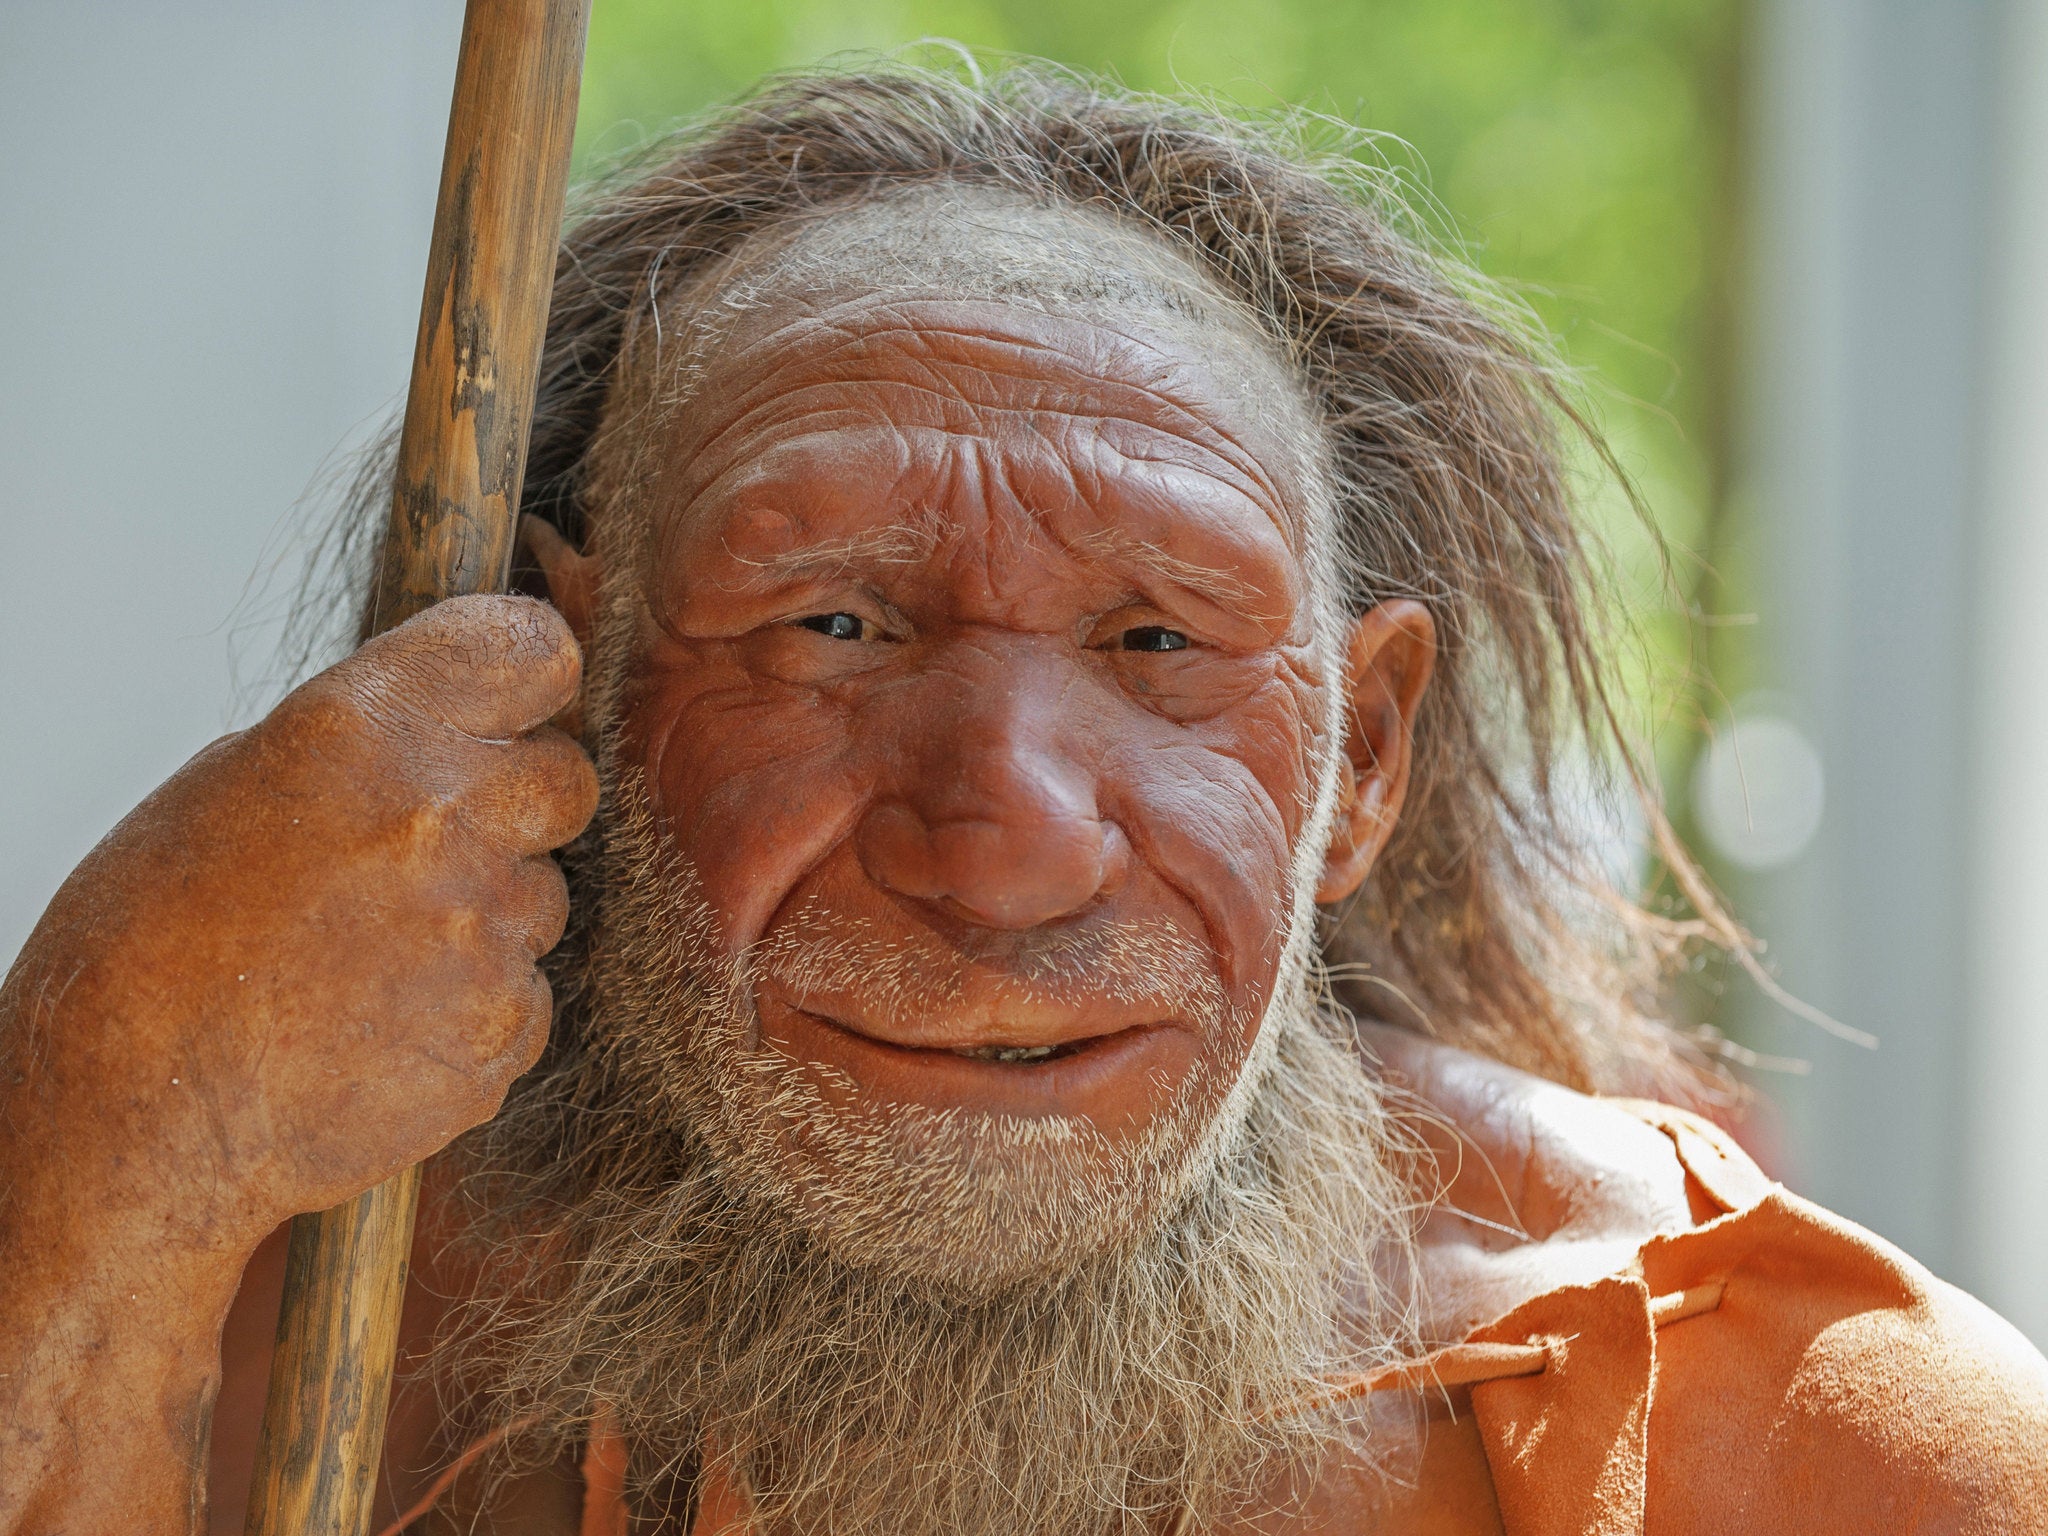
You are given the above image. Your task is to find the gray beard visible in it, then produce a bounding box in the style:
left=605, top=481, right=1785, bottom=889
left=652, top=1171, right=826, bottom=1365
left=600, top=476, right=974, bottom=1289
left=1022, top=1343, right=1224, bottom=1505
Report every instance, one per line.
left=440, top=767, right=1416, bottom=1536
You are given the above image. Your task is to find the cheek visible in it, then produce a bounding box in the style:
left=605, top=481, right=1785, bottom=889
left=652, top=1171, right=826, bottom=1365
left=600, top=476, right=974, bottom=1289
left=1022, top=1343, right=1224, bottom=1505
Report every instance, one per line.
left=1106, top=666, right=1325, bottom=1004
left=620, top=649, right=872, bottom=952
left=1226, top=648, right=1329, bottom=846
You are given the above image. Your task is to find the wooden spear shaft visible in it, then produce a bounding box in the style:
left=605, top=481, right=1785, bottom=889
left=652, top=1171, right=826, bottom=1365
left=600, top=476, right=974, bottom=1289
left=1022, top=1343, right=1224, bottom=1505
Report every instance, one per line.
left=245, top=3, right=589, bottom=1531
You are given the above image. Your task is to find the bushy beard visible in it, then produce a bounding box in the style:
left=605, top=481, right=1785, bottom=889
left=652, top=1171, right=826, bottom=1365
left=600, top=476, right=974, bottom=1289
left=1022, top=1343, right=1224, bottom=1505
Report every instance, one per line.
left=441, top=762, right=1418, bottom=1535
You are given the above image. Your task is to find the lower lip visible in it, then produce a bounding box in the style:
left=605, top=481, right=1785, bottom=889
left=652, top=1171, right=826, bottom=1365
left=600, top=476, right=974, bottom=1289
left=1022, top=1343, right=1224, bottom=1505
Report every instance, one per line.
left=755, top=993, right=1203, bottom=1131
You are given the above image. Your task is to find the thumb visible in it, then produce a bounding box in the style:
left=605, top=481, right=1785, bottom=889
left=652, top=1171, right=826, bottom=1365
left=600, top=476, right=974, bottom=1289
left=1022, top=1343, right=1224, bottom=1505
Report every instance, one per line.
left=347, top=594, right=584, bottom=740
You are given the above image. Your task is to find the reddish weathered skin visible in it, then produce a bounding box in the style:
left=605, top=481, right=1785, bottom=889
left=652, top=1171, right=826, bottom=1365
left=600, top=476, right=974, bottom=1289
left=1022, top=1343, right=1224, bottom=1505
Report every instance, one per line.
left=595, top=293, right=1425, bottom=1151
left=0, top=286, right=1672, bottom=1534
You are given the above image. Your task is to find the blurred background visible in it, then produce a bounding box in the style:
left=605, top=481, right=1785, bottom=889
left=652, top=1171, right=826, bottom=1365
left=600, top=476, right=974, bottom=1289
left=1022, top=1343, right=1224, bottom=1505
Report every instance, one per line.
left=3, top=1, right=2042, bottom=1341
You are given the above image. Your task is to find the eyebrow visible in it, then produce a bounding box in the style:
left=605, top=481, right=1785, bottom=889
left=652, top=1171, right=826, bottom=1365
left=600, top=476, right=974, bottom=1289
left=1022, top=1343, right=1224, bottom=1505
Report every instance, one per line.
left=720, top=511, right=947, bottom=584
left=1065, top=526, right=1271, bottom=611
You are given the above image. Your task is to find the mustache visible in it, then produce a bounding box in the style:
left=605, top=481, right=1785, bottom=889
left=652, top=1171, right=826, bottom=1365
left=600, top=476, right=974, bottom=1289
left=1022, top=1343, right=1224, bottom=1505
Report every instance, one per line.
left=747, top=901, right=1235, bottom=1035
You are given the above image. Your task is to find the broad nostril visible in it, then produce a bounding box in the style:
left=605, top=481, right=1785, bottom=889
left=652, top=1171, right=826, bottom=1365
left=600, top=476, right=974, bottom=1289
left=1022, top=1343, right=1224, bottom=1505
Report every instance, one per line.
left=855, top=802, right=950, bottom=905
left=856, top=800, right=1122, bottom=929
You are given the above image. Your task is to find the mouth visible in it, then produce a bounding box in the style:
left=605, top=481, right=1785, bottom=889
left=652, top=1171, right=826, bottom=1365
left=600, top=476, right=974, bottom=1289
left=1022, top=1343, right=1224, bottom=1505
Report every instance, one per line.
left=753, top=984, right=1205, bottom=1126
left=950, top=1041, right=1070, bottom=1064
left=815, top=1009, right=1134, bottom=1065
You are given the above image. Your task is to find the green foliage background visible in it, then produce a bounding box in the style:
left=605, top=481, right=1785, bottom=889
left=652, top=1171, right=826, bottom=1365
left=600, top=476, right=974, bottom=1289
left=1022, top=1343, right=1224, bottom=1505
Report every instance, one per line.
left=573, top=0, right=1747, bottom=833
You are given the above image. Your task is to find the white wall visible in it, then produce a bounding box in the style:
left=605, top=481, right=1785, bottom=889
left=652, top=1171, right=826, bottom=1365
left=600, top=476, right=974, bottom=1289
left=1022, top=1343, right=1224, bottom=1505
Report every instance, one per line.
left=0, top=2, right=462, bottom=965
left=1736, top=0, right=1991, bottom=1276
left=1965, top=0, right=2048, bottom=1344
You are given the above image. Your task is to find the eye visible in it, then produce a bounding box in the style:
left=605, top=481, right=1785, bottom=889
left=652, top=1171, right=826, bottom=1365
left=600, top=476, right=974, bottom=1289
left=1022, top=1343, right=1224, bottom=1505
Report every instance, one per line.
left=1120, top=625, right=1190, bottom=653
left=795, top=612, right=867, bottom=641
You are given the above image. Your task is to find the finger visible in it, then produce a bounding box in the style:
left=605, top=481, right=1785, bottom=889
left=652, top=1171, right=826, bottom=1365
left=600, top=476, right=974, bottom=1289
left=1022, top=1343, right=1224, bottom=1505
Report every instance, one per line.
left=505, top=854, right=572, bottom=960
left=470, top=966, right=556, bottom=1092
left=352, top=593, right=584, bottom=740
left=463, top=728, right=600, bottom=855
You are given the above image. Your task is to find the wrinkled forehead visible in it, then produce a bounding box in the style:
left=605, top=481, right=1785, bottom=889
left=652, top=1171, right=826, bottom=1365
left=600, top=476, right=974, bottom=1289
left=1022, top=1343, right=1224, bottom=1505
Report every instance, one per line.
left=592, top=185, right=1336, bottom=572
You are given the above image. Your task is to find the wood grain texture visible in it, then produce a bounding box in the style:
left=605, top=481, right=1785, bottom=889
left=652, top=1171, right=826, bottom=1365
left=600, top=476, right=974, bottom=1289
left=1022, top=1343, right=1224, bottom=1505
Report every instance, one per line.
left=244, top=1168, right=422, bottom=1535
left=372, top=0, right=591, bottom=636
left=247, top=2, right=589, bottom=1531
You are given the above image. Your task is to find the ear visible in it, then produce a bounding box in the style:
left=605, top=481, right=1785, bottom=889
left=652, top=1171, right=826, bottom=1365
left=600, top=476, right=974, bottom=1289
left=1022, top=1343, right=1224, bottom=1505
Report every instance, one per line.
left=517, top=513, right=603, bottom=736
left=519, top=513, right=601, bottom=649
left=1317, top=599, right=1436, bottom=905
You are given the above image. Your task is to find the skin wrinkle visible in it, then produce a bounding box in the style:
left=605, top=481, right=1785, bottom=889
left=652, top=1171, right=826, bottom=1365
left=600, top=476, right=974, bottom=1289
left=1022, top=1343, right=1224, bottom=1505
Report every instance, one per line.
left=671, top=548, right=1294, bottom=696
left=658, top=300, right=1302, bottom=530
left=669, top=331, right=1232, bottom=464
left=1110, top=757, right=1292, bottom=994
left=713, top=515, right=1271, bottom=653
left=731, top=798, right=871, bottom=958
left=667, top=414, right=1294, bottom=598
left=659, top=467, right=1289, bottom=656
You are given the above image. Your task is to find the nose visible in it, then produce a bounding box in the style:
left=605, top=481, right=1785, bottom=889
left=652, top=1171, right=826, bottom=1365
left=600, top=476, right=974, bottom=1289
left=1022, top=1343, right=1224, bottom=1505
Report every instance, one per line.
left=857, top=801, right=1129, bottom=929
left=855, top=670, right=1129, bottom=930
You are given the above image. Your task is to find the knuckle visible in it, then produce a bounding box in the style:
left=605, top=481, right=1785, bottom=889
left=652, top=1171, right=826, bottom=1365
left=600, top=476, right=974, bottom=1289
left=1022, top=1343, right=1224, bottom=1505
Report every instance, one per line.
left=373, top=596, right=581, bottom=729
left=273, top=669, right=367, bottom=737
left=422, top=896, right=485, bottom=951
left=312, top=647, right=458, bottom=746
left=389, top=795, right=463, bottom=861
left=454, top=735, right=596, bottom=852
left=261, top=675, right=424, bottom=791
left=439, top=593, right=577, bottom=669
left=505, top=594, right=580, bottom=666
left=513, top=629, right=584, bottom=716
left=411, top=591, right=530, bottom=642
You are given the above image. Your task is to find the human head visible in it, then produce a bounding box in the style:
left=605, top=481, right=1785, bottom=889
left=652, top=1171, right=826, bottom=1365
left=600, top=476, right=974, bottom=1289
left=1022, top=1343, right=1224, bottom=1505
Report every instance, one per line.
left=336, top=60, right=1719, bottom=1531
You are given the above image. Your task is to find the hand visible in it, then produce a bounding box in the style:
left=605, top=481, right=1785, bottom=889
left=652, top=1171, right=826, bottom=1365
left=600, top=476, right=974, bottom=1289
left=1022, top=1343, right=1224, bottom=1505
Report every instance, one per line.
left=0, top=594, right=598, bottom=1250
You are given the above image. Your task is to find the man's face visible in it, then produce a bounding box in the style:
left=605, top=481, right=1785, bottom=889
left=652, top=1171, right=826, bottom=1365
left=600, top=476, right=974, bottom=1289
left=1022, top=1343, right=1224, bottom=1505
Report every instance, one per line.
left=560, top=248, right=1424, bottom=1281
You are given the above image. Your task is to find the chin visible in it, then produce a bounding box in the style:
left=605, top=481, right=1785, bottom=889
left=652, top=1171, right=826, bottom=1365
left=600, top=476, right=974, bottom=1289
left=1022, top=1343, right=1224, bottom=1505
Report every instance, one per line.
left=698, top=1044, right=1257, bottom=1294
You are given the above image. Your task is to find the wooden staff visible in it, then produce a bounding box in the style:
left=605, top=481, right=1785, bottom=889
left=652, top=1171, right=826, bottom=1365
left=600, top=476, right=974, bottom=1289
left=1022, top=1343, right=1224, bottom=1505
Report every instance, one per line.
left=245, top=3, right=589, bottom=1531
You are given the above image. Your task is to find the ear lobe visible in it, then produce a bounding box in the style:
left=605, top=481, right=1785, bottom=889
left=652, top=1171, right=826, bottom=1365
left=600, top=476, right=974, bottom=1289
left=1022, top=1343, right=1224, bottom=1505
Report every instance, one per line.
left=517, top=513, right=602, bottom=737
left=1317, top=599, right=1436, bottom=905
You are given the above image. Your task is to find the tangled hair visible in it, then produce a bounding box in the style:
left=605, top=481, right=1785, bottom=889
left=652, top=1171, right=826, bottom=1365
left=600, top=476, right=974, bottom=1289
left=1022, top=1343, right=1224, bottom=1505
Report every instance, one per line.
left=329, top=59, right=1737, bottom=1095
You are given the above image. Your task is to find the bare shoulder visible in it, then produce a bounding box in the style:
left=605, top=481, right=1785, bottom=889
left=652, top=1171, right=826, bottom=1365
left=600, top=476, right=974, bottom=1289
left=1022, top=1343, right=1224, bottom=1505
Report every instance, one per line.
left=1216, top=1027, right=1706, bottom=1535
left=1359, top=1021, right=1700, bottom=1341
